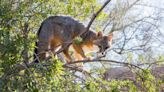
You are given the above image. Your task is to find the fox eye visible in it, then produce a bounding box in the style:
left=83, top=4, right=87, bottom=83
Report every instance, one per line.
left=98, top=45, right=102, bottom=48
left=105, top=46, right=109, bottom=50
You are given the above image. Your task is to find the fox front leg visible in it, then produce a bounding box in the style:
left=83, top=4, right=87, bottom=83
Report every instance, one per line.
left=72, top=43, right=87, bottom=60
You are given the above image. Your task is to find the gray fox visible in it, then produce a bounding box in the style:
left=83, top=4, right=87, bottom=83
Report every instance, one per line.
left=34, top=16, right=113, bottom=63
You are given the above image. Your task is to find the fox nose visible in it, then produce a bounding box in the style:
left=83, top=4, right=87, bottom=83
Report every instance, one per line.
left=101, top=51, right=107, bottom=55
left=97, top=52, right=106, bottom=57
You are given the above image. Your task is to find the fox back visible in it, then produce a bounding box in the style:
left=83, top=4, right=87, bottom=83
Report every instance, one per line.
left=34, top=16, right=113, bottom=63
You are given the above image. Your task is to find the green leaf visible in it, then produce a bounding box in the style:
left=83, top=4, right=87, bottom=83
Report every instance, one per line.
left=73, top=36, right=83, bottom=45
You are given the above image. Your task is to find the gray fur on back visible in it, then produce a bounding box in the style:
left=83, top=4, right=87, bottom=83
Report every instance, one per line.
left=38, top=16, right=96, bottom=42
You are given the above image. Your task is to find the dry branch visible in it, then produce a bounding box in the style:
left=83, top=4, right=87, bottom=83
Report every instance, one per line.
left=81, top=0, right=111, bottom=35
left=65, top=59, right=143, bottom=70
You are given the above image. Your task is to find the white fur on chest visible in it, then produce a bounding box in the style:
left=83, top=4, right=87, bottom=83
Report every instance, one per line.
left=82, top=45, right=99, bottom=54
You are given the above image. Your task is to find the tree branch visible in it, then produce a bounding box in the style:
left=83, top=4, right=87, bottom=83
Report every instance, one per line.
left=81, top=0, right=112, bottom=35
left=65, top=59, right=143, bottom=70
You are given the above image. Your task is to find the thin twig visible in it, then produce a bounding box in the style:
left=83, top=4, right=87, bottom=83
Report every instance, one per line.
left=81, top=0, right=112, bottom=36
left=65, top=59, right=143, bottom=70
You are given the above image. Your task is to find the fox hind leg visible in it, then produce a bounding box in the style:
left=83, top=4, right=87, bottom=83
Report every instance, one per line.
left=62, top=48, right=72, bottom=63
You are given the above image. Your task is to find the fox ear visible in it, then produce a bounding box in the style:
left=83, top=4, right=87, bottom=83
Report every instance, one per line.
left=108, top=33, right=113, bottom=41
left=97, top=31, right=103, bottom=38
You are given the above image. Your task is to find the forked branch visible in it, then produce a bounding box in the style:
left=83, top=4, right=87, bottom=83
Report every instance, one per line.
left=81, top=0, right=112, bottom=35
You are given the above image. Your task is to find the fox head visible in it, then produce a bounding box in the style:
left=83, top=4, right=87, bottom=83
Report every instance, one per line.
left=94, top=31, right=113, bottom=53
